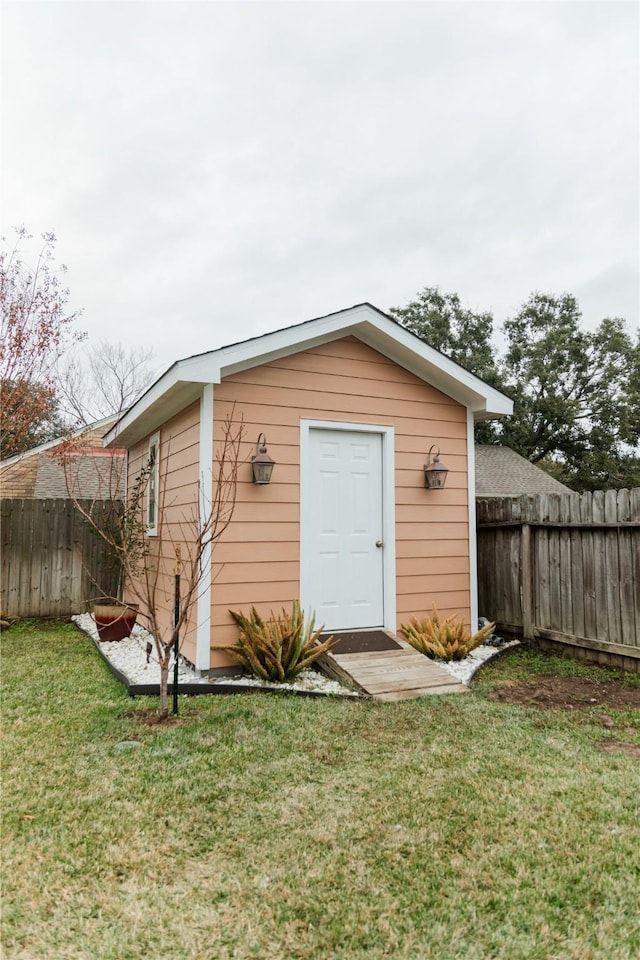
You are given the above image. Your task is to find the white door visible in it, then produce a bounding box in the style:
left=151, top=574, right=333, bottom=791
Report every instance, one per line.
left=304, top=428, right=384, bottom=630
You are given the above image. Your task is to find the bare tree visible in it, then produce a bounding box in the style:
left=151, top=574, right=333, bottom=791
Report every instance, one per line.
left=57, top=340, right=156, bottom=425
left=58, top=411, right=245, bottom=720
left=1, top=227, right=84, bottom=457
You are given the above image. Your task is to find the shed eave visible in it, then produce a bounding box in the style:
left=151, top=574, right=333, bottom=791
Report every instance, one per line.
left=348, top=321, right=512, bottom=418
left=105, top=302, right=513, bottom=448
left=209, top=306, right=512, bottom=416
left=104, top=378, right=206, bottom=448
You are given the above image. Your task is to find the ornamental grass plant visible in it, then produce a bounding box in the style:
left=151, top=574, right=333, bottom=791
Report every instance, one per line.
left=225, top=600, right=336, bottom=682
left=400, top=605, right=495, bottom=661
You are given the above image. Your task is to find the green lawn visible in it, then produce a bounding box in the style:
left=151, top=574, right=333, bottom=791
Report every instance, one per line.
left=2, top=620, right=639, bottom=960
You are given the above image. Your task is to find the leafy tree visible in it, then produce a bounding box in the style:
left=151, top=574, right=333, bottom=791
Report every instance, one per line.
left=0, top=227, right=84, bottom=458
left=389, top=287, right=504, bottom=389
left=391, top=286, right=640, bottom=491
left=389, top=286, right=505, bottom=445
left=557, top=450, right=640, bottom=493
left=0, top=380, right=68, bottom=458
left=497, top=294, right=640, bottom=490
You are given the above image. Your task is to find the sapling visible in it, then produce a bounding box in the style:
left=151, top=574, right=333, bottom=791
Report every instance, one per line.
left=59, top=411, right=245, bottom=719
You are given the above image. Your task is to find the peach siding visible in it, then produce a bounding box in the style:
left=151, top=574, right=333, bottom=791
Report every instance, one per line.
left=125, top=402, right=201, bottom=665
left=209, top=335, right=470, bottom=665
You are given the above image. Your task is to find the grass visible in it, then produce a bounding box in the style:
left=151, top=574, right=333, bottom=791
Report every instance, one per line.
left=2, top=620, right=639, bottom=960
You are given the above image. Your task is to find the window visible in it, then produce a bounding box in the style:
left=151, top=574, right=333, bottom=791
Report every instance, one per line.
left=147, top=432, right=160, bottom=535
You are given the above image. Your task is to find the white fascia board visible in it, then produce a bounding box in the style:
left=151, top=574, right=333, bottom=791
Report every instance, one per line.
left=105, top=306, right=376, bottom=449
left=212, top=304, right=376, bottom=379
left=172, top=305, right=378, bottom=385
left=105, top=366, right=181, bottom=445
left=105, top=303, right=513, bottom=449
left=105, top=355, right=225, bottom=448
left=213, top=305, right=512, bottom=417
left=104, top=366, right=209, bottom=448
left=171, top=351, right=223, bottom=383
left=351, top=319, right=513, bottom=417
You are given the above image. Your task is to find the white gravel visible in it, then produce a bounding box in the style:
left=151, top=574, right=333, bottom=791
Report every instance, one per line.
left=71, top=613, right=358, bottom=696
left=72, top=613, right=518, bottom=694
left=437, top=639, right=520, bottom=685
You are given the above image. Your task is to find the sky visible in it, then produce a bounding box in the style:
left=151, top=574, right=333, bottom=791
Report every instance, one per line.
left=2, top=0, right=638, bottom=376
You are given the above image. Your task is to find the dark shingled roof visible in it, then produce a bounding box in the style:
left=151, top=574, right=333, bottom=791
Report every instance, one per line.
left=475, top=445, right=572, bottom=498
left=0, top=417, right=125, bottom=500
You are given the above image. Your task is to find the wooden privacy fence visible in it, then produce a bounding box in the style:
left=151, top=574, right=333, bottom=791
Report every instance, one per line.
left=1, top=499, right=121, bottom=618
left=477, top=489, right=640, bottom=668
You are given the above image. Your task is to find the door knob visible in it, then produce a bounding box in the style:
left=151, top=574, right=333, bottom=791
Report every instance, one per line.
left=375, top=540, right=383, bottom=548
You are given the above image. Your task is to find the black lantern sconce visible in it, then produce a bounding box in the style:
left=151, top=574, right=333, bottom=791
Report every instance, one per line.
left=251, top=433, right=275, bottom=485
left=424, top=445, right=449, bottom=489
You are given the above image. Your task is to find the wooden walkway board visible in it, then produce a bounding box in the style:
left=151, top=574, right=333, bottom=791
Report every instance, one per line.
left=326, top=635, right=468, bottom=701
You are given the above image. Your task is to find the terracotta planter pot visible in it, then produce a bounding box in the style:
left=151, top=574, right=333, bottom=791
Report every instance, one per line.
left=94, top=603, right=139, bottom=642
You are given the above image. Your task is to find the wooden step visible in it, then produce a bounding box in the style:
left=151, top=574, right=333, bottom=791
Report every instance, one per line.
left=321, top=637, right=468, bottom=700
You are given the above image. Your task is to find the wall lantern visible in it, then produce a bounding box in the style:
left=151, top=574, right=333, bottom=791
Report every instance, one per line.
left=424, top=445, right=449, bottom=489
left=251, top=433, right=275, bottom=484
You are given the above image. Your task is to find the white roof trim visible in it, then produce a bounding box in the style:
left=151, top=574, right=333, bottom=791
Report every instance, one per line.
left=105, top=303, right=513, bottom=448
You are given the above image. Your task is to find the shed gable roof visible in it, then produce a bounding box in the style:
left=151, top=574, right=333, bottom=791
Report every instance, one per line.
left=106, top=303, right=513, bottom=448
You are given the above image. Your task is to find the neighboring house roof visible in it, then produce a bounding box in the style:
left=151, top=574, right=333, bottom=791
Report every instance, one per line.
left=475, top=445, right=572, bottom=497
left=0, top=416, right=125, bottom=500
left=105, top=303, right=513, bottom=447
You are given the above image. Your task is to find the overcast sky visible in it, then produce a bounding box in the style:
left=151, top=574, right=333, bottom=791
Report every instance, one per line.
left=2, top=1, right=638, bottom=375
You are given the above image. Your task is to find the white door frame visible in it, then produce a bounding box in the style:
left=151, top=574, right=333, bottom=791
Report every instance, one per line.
left=300, top=419, right=396, bottom=632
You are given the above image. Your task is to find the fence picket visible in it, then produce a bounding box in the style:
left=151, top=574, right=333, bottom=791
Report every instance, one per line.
left=535, top=495, right=551, bottom=630
left=1, top=499, right=121, bottom=617
left=617, top=489, right=636, bottom=647
left=632, top=489, right=640, bottom=649
left=568, top=493, right=584, bottom=638
left=591, top=491, right=608, bottom=642
left=477, top=489, right=640, bottom=668
left=558, top=494, right=573, bottom=635
left=580, top=492, right=597, bottom=638
left=604, top=489, right=622, bottom=646
left=547, top=494, right=563, bottom=633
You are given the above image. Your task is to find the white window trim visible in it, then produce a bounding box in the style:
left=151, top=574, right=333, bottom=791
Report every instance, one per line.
left=147, top=431, right=160, bottom=537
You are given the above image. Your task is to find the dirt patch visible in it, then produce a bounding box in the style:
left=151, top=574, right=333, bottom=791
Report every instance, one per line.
left=122, top=707, right=184, bottom=727
left=595, top=739, right=640, bottom=758
left=488, top=675, right=640, bottom=711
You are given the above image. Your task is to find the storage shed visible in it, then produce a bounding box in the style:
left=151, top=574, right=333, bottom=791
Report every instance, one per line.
left=106, top=304, right=512, bottom=672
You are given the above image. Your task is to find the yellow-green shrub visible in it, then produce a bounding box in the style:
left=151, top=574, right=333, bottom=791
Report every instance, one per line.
left=399, top=606, right=495, bottom=661
left=225, top=600, right=336, bottom=682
